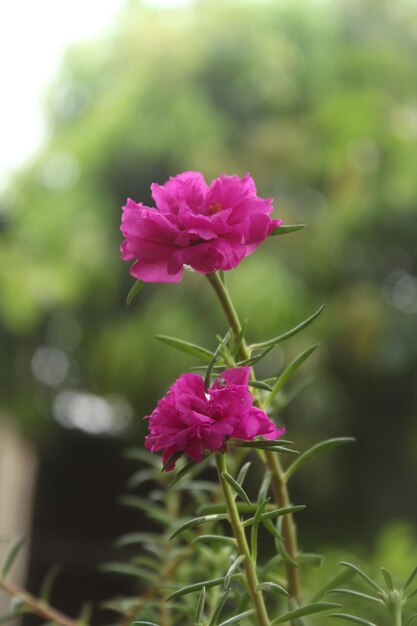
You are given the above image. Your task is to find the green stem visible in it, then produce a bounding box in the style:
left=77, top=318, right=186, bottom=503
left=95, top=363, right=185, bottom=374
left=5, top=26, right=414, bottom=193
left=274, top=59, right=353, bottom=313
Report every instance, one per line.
left=215, top=454, right=270, bottom=626
left=206, top=272, right=302, bottom=607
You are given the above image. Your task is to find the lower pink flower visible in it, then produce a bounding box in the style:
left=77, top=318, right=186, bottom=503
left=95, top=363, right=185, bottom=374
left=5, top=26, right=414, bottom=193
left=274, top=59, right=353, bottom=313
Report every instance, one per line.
left=144, top=366, right=284, bottom=470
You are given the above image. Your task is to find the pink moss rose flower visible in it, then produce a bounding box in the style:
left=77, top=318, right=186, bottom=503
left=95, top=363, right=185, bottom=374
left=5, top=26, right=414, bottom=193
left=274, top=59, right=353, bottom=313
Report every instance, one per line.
left=144, top=366, right=284, bottom=470
left=120, top=171, right=281, bottom=283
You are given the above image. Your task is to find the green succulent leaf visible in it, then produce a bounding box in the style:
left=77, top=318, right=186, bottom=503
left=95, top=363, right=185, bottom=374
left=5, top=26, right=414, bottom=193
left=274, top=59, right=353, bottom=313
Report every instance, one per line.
left=250, top=305, right=326, bottom=351
left=224, top=555, right=246, bottom=590
left=248, top=380, right=274, bottom=392
left=169, top=459, right=199, bottom=486
left=222, top=472, right=251, bottom=505
left=271, top=602, right=341, bottom=624
left=404, top=614, right=417, bottom=626
left=228, top=438, right=295, bottom=450
left=126, top=468, right=155, bottom=489
left=242, top=504, right=305, bottom=528
left=204, top=332, right=229, bottom=388
left=40, top=564, right=62, bottom=601
left=380, top=567, right=395, bottom=590
left=233, top=319, right=248, bottom=358
left=155, top=335, right=213, bottom=361
left=265, top=344, right=319, bottom=407
left=207, top=589, right=230, bottom=626
left=404, top=565, right=417, bottom=591
left=170, top=514, right=228, bottom=540
left=328, top=589, right=381, bottom=604
left=119, top=496, right=171, bottom=527
left=100, top=562, right=156, bottom=583
left=198, top=503, right=258, bottom=515
left=167, top=576, right=232, bottom=600
left=114, top=532, right=163, bottom=548
left=298, top=553, right=324, bottom=566
left=257, top=471, right=272, bottom=504
left=126, top=279, right=146, bottom=305
left=124, top=447, right=160, bottom=467
left=277, top=536, right=298, bottom=567
left=309, top=569, right=356, bottom=603
left=339, top=562, right=384, bottom=593
left=133, top=622, right=160, bottom=626
left=161, top=451, right=183, bottom=472
left=257, top=581, right=288, bottom=597
left=218, top=609, right=255, bottom=625
left=193, top=586, right=206, bottom=625
left=285, top=438, right=355, bottom=480
left=251, top=499, right=270, bottom=563
left=1, top=537, right=26, bottom=579
left=329, top=614, right=377, bottom=626
left=269, top=224, right=307, bottom=236
left=236, top=461, right=252, bottom=486
left=192, top=535, right=237, bottom=547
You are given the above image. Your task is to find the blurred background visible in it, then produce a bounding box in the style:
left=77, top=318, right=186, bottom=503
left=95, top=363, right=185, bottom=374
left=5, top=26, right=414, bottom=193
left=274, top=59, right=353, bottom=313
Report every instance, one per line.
left=1, top=0, right=417, bottom=621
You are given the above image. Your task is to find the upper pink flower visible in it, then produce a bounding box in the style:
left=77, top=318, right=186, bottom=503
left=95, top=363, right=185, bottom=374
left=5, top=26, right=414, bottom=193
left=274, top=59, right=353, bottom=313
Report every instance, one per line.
left=121, top=171, right=281, bottom=283
left=144, top=366, right=284, bottom=470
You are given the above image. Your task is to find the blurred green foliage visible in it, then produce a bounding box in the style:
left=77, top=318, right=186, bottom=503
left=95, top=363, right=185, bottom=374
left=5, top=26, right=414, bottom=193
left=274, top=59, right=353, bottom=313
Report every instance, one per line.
left=1, top=0, right=417, bottom=548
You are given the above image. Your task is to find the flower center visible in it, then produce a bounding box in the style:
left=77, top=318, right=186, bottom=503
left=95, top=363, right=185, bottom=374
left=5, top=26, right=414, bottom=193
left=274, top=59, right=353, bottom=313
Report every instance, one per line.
left=208, top=202, right=223, bottom=215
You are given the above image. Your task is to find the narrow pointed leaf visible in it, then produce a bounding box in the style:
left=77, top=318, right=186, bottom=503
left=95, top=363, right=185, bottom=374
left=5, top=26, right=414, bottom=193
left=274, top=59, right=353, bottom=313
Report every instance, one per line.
left=236, top=462, right=251, bottom=486
left=119, top=496, right=171, bottom=527
left=1, top=538, right=26, bottom=578
left=133, top=622, right=160, bottom=626
left=169, top=459, right=198, bottom=486
left=222, top=472, right=251, bottom=505
left=170, top=514, right=228, bottom=540
left=114, top=532, right=162, bottom=548
left=126, top=469, right=155, bottom=489
left=405, top=588, right=417, bottom=601
left=248, top=380, right=274, bottom=392
left=237, top=344, right=275, bottom=367
left=40, top=564, right=61, bottom=601
left=124, top=447, right=160, bottom=467
left=257, top=471, right=272, bottom=504
left=162, top=451, right=183, bottom=472
left=233, top=319, right=248, bottom=358
left=207, top=589, right=230, bottom=626
left=156, top=335, right=213, bottom=362
left=265, top=345, right=319, bottom=407
left=218, top=609, right=255, bottom=625
left=277, top=537, right=298, bottom=567
left=250, top=305, right=326, bottom=351
left=198, top=503, right=258, bottom=515
left=262, top=518, right=283, bottom=541
left=224, top=555, right=245, bottom=590
left=242, top=504, right=305, bottom=528
left=251, top=499, right=270, bottom=563
left=328, top=589, right=381, bottom=604
left=271, top=602, right=340, bottom=624
left=192, top=535, right=237, bottom=547
left=405, top=614, right=417, bottom=626
left=228, top=438, right=294, bottom=449
left=329, top=614, right=377, bottom=626
left=257, top=581, right=288, bottom=597
left=100, top=562, right=155, bottom=583
left=404, top=565, right=417, bottom=591
left=194, top=587, right=206, bottom=625
left=339, top=562, right=383, bottom=593
left=204, top=333, right=229, bottom=389
left=285, top=438, right=355, bottom=480
left=298, top=553, right=324, bottom=566
left=309, top=569, right=356, bottom=602
left=269, top=224, right=306, bottom=236
left=126, top=280, right=145, bottom=305
left=380, top=567, right=394, bottom=590
left=167, top=576, right=231, bottom=600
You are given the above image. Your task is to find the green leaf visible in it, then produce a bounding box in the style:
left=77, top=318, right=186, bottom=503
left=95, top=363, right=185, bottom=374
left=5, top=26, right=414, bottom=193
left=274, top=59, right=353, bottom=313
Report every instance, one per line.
left=328, top=589, right=381, bottom=604
left=218, top=609, right=255, bottom=625
left=285, top=438, right=355, bottom=481
left=169, top=459, right=198, bottom=486
left=126, top=469, right=155, bottom=489
left=233, top=319, right=248, bottom=358
left=40, top=564, right=61, bottom=601
left=248, top=380, right=273, bottom=392
left=237, top=344, right=275, bottom=367
left=309, top=568, right=356, bottom=603
left=339, top=562, right=384, bottom=593
left=250, top=305, right=326, bottom=351
left=207, top=589, right=230, bottom=626
left=155, top=335, right=213, bottom=362
left=224, top=555, right=245, bottom=590
left=236, top=461, right=251, bottom=486
left=257, top=471, right=272, bottom=504
left=192, top=535, right=237, bottom=547
left=100, top=562, right=155, bottom=583
left=133, top=622, right=160, bottom=626
left=269, top=224, right=307, bottom=236
left=265, top=344, right=319, bottom=407
left=257, top=581, right=288, bottom=597
left=251, top=499, right=270, bottom=563
left=329, top=614, right=377, bottom=626
left=405, top=614, right=417, bottom=626
left=405, top=588, right=417, bottom=601
left=380, top=567, right=394, bottom=590
left=162, top=451, right=183, bottom=472
left=1, top=537, right=26, bottom=579
left=270, top=602, right=341, bottom=624
left=119, top=496, right=171, bottom=527
left=242, top=504, right=305, bottom=528
left=114, top=532, right=163, bottom=548
left=198, top=503, right=258, bottom=515
left=167, top=576, right=231, bottom=600
left=204, top=332, right=229, bottom=388
left=170, top=514, right=228, bottom=540
left=298, top=553, right=324, bottom=566
left=194, top=586, right=206, bottom=625
left=126, top=279, right=145, bottom=305
left=124, top=447, right=160, bottom=467
left=222, top=472, right=251, bottom=505
left=228, top=438, right=295, bottom=450
left=404, top=565, right=417, bottom=591
left=277, top=536, right=298, bottom=567
left=262, top=518, right=283, bottom=541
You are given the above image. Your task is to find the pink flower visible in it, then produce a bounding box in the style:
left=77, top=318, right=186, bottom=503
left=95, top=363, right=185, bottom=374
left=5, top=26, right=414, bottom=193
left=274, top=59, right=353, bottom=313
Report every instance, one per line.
left=121, top=171, right=281, bottom=283
left=144, top=366, right=284, bottom=470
